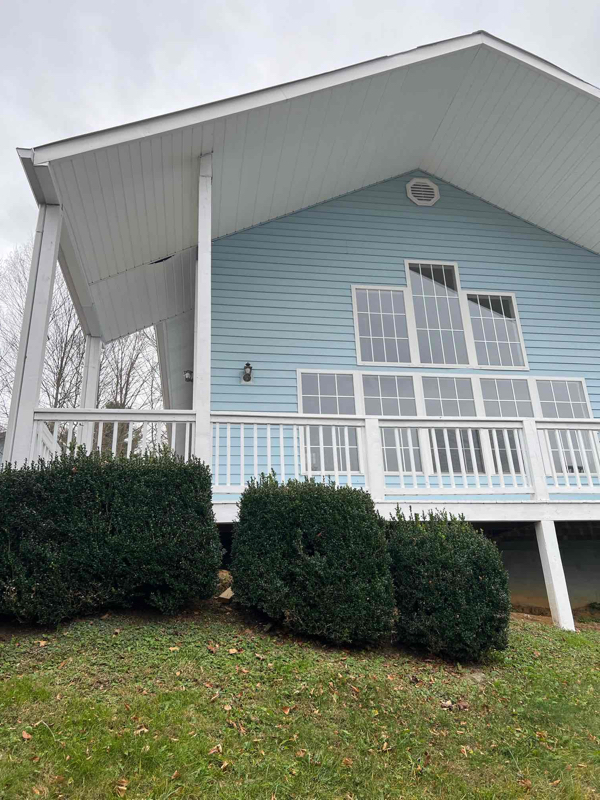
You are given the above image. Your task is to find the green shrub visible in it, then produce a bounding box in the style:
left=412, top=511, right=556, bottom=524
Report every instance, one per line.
left=387, top=511, right=510, bottom=660
left=0, top=449, right=222, bottom=624
left=231, top=475, right=395, bottom=645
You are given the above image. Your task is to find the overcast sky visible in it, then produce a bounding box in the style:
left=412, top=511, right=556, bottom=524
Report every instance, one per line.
left=2, top=0, right=600, bottom=256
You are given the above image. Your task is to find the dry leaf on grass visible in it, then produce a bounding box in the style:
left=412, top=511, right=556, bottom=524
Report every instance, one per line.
left=22, top=731, right=32, bottom=741
left=342, top=757, right=353, bottom=767
left=208, top=744, right=223, bottom=755
left=169, top=646, right=179, bottom=652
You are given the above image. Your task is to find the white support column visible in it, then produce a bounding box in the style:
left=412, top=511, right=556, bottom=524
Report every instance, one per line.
left=522, top=418, right=550, bottom=500
left=193, top=154, right=212, bottom=464
left=535, top=520, right=575, bottom=631
left=3, top=205, right=62, bottom=465
left=364, top=417, right=386, bottom=501
left=80, top=334, right=102, bottom=451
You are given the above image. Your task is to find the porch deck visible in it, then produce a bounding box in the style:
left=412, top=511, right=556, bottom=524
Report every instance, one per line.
left=31, top=407, right=600, bottom=523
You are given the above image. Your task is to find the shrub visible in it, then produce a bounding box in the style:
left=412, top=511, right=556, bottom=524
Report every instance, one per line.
left=386, top=511, right=510, bottom=660
left=231, top=475, right=395, bottom=644
left=0, top=449, right=222, bottom=624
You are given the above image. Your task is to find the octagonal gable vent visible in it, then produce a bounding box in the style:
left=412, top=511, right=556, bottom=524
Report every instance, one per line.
left=406, top=178, right=440, bottom=206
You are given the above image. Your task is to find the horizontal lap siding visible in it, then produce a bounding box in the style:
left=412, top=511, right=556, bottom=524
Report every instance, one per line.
left=211, top=171, right=600, bottom=415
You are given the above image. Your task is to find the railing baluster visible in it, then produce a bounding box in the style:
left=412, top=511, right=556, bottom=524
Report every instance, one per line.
left=442, top=428, right=455, bottom=489
left=226, top=423, right=231, bottom=486
left=215, top=422, right=220, bottom=485
left=170, top=421, right=176, bottom=452
left=575, top=429, right=592, bottom=487
left=184, top=422, right=190, bottom=462
left=318, top=425, right=325, bottom=483
left=455, top=427, right=468, bottom=489
left=267, top=425, right=271, bottom=475
left=253, top=423, right=258, bottom=479
left=240, top=423, right=245, bottom=487
left=466, top=428, right=480, bottom=488
left=111, top=421, right=118, bottom=456
left=430, top=429, right=443, bottom=489
left=293, top=424, right=299, bottom=479
left=555, top=430, right=570, bottom=487
left=279, top=425, right=285, bottom=484
left=332, top=427, right=339, bottom=486
left=544, top=430, right=558, bottom=488
left=142, top=421, right=148, bottom=455
left=501, top=429, right=517, bottom=488
left=344, top=425, right=351, bottom=486
left=513, top=428, right=528, bottom=488
left=490, top=429, right=505, bottom=488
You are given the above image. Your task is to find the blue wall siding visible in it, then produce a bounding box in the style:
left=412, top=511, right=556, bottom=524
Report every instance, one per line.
left=211, top=171, right=600, bottom=415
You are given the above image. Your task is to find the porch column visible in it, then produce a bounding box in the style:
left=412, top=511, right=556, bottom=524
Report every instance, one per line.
left=535, top=520, right=575, bottom=630
left=193, top=154, right=212, bottom=465
left=3, top=205, right=62, bottom=465
left=80, top=334, right=102, bottom=450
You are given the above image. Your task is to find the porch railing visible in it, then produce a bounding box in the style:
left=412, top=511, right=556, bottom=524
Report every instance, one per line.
left=30, top=408, right=600, bottom=501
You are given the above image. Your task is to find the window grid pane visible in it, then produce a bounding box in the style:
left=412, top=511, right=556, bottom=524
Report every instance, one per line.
left=409, top=263, right=468, bottom=365
left=363, top=375, right=417, bottom=416
left=301, top=373, right=356, bottom=415
left=306, top=426, right=360, bottom=473
left=423, top=376, right=476, bottom=417
left=355, top=288, right=410, bottom=364
left=481, top=378, right=533, bottom=417
left=537, top=380, right=589, bottom=419
left=467, top=293, right=524, bottom=367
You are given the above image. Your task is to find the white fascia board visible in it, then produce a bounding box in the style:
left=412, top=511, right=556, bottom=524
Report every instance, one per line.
left=28, top=31, right=600, bottom=167
left=29, top=33, right=485, bottom=166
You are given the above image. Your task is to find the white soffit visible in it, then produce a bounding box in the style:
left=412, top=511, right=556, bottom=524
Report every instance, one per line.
left=21, top=31, right=600, bottom=341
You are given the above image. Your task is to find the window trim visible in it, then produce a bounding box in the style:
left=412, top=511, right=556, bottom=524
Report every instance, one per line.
left=297, top=369, right=593, bottom=420
left=464, top=289, right=529, bottom=370
left=351, top=285, right=417, bottom=367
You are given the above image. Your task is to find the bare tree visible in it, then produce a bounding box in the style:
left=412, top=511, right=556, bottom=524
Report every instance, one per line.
left=0, top=242, right=162, bottom=432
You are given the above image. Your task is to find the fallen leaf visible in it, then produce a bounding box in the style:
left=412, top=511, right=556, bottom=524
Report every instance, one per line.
left=441, top=700, right=453, bottom=709
left=550, top=780, right=561, bottom=786
left=228, top=648, right=238, bottom=655
left=113, top=629, right=121, bottom=636
left=382, top=741, right=392, bottom=751
left=22, top=731, right=32, bottom=741
left=518, top=778, right=532, bottom=791
left=282, top=707, right=291, bottom=715
left=350, top=685, right=360, bottom=694
left=134, top=726, right=149, bottom=735
left=208, top=744, right=223, bottom=755
left=169, top=646, right=179, bottom=652
left=36, top=641, right=48, bottom=647
left=255, top=653, right=266, bottom=661
left=31, top=756, right=40, bottom=763
left=220, top=760, right=229, bottom=771
left=342, top=757, right=353, bottom=767
left=171, top=770, right=180, bottom=780
left=296, top=749, right=306, bottom=757
left=223, top=704, right=232, bottom=712
left=207, top=645, right=217, bottom=654
left=101, top=612, right=111, bottom=619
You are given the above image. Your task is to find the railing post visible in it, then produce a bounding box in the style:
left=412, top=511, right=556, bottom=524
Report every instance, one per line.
left=535, top=520, right=575, bottom=630
left=80, top=334, right=102, bottom=452
left=364, top=418, right=386, bottom=502
left=522, top=418, right=550, bottom=500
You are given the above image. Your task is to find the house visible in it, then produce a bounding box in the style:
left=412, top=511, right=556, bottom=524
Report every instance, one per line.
left=4, top=31, right=600, bottom=630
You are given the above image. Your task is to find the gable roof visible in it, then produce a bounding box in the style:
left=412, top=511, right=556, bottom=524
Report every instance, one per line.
left=18, top=30, right=600, bottom=341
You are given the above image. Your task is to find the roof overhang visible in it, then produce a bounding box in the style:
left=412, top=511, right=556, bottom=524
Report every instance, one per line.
left=20, top=30, right=600, bottom=342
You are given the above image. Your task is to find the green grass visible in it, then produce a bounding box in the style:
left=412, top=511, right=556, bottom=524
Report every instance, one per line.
left=1, top=602, right=599, bottom=800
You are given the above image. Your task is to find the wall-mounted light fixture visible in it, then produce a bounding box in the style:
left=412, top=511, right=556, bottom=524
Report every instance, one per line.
left=242, top=362, right=253, bottom=383
left=183, top=369, right=193, bottom=383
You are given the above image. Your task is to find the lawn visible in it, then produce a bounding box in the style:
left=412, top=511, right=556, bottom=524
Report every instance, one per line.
left=0, top=599, right=598, bottom=800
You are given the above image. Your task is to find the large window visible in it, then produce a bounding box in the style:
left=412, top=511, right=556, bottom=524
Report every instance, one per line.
left=422, top=376, right=475, bottom=417
left=353, top=287, right=410, bottom=364
left=481, top=378, right=533, bottom=417
left=363, top=375, right=416, bottom=416
left=537, top=380, right=590, bottom=419
left=467, top=293, right=525, bottom=368
left=407, top=262, right=468, bottom=365
left=301, top=373, right=355, bottom=415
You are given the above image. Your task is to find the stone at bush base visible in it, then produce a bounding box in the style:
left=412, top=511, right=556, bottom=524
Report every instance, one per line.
left=231, top=475, right=395, bottom=645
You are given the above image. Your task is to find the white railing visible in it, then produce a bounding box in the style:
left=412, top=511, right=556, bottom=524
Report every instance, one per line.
left=30, top=409, right=600, bottom=501
left=211, top=413, right=367, bottom=493
left=32, top=408, right=196, bottom=461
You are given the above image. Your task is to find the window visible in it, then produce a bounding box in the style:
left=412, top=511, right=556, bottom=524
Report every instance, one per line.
left=422, top=376, right=475, bottom=417
left=363, top=375, right=416, bottom=416
left=354, top=287, right=410, bottom=364
left=381, top=428, right=422, bottom=472
left=467, top=294, right=525, bottom=367
left=481, top=379, right=533, bottom=417
left=407, top=262, right=468, bottom=365
left=304, top=426, right=360, bottom=473
left=537, top=380, right=589, bottom=419
left=301, top=373, right=355, bottom=415
left=429, top=429, right=484, bottom=473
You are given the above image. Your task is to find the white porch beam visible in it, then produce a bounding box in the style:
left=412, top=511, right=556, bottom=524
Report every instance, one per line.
left=535, top=520, right=575, bottom=631
left=193, top=154, right=212, bottom=464
left=3, top=205, right=62, bottom=465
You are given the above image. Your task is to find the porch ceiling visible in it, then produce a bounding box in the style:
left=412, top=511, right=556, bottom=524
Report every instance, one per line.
left=19, top=30, right=600, bottom=342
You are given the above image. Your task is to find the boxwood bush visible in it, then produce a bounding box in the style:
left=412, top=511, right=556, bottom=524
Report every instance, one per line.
left=231, top=475, right=395, bottom=645
left=0, top=449, right=221, bottom=624
left=387, top=510, right=510, bottom=660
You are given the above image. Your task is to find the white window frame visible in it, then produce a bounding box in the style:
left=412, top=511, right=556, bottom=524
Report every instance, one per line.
left=351, top=285, right=417, bottom=367
left=464, top=289, right=529, bottom=370
left=297, top=369, right=593, bottom=421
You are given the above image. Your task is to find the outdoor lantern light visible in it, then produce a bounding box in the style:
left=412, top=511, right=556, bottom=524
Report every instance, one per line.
left=242, top=362, right=253, bottom=382
left=183, top=370, right=193, bottom=383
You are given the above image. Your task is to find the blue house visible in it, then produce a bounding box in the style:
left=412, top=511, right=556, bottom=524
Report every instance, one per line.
left=5, top=31, right=600, bottom=629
